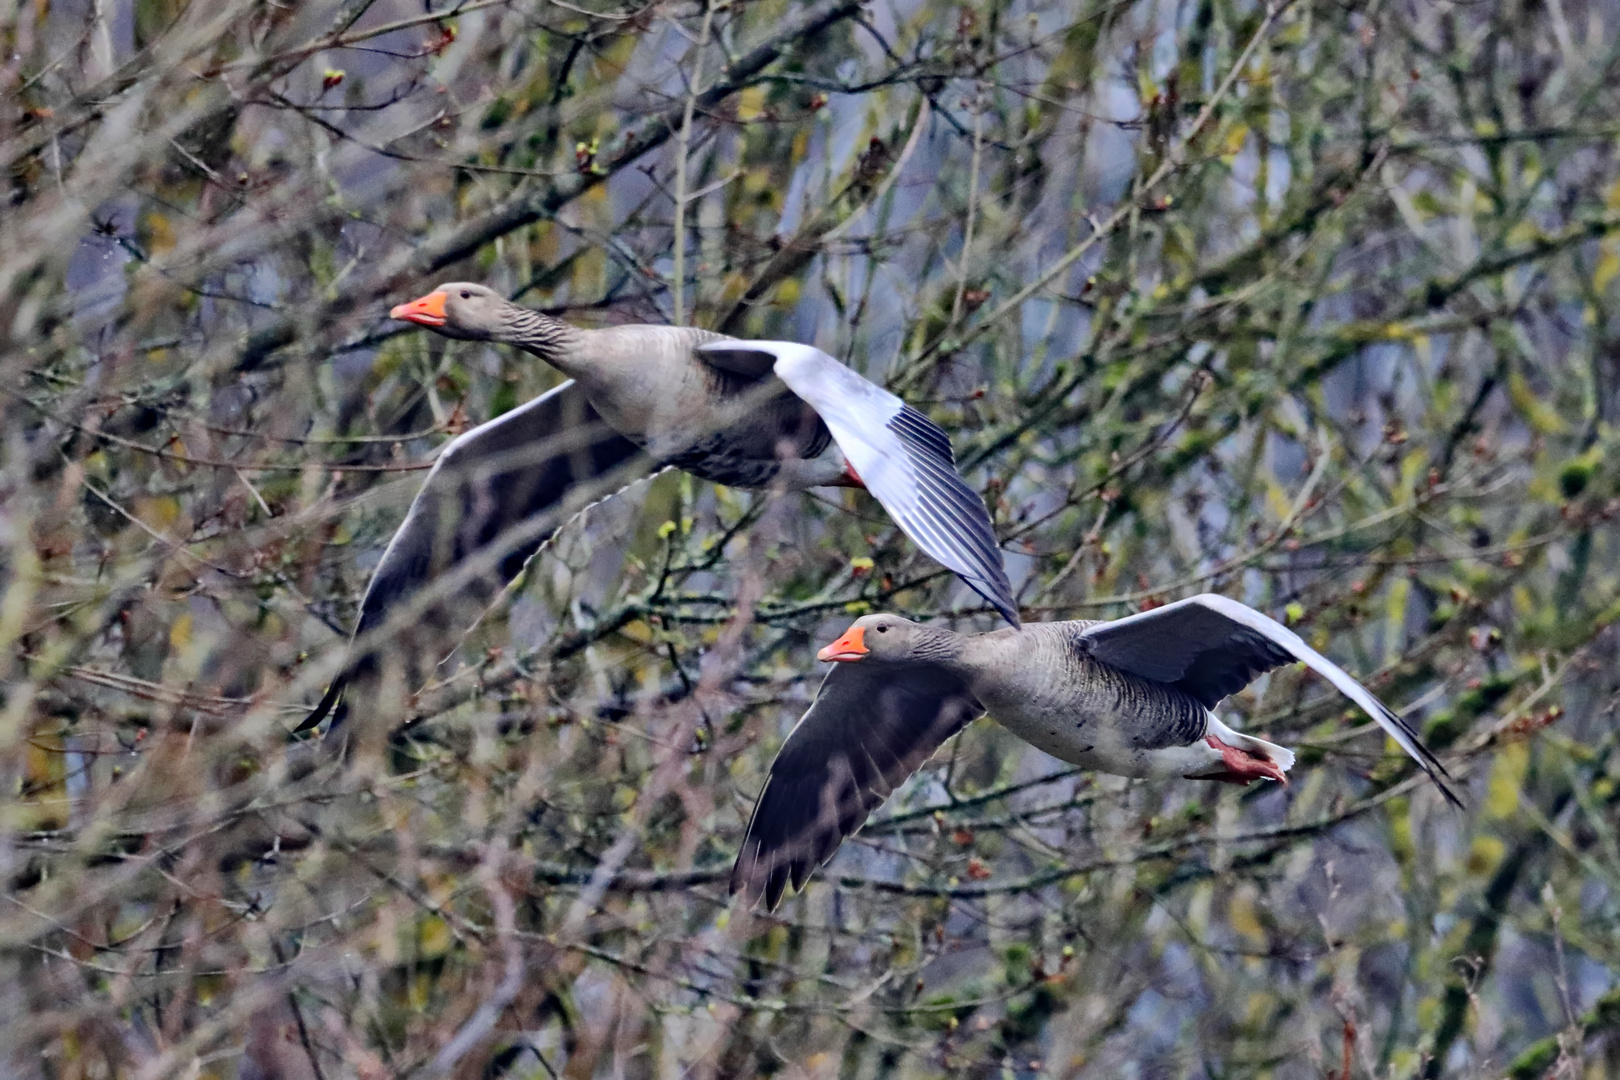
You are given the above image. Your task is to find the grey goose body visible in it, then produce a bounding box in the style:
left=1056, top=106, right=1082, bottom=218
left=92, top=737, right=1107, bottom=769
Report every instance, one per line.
left=733, top=593, right=1462, bottom=909
left=301, top=284, right=1016, bottom=735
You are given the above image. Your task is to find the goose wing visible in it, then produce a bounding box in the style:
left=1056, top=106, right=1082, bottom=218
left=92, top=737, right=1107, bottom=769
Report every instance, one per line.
left=733, top=662, right=983, bottom=910
left=1077, top=593, right=1461, bottom=805
left=696, top=340, right=1019, bottom=628
left=300, top=380, right=645, bottom=731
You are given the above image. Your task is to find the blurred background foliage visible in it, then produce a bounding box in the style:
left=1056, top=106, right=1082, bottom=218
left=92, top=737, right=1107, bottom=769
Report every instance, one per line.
left=3, top=0, right=1620, bottom=1075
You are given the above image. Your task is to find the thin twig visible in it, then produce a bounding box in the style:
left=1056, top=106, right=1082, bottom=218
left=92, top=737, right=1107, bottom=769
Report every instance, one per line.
left=671, top=0, right=715, bottom=326
left=949, top=86, right=987, bottom=328
left=903, top=0, right=1290, bottom=385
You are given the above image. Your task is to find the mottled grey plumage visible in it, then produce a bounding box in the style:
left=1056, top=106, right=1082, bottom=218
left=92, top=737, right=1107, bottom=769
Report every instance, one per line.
left=425, top=291, right=836, bottom=489
left=733, top=596, right=1461, bottom=909
left=304, top=283, right=1016, bottom=735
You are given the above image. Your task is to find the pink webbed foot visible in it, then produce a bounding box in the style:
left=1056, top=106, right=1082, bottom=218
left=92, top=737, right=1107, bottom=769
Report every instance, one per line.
left=1187, top=734, right=1289, bottom=786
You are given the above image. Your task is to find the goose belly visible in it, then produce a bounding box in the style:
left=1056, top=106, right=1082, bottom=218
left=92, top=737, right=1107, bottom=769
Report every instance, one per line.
left=648, top=394, right=843, bottom=490
left=662, top=436, right=846, bottom=490
left=579, top=357, right=839, bottom=490
left=977, top=681, right=1217, bottom=780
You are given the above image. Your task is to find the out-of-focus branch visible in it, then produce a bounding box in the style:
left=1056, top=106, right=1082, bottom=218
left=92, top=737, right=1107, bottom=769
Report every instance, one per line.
left=715, top=95, right=931, bottom=335
left=236, top=0, right=865, bottom=371
left=1506, top=984, right=1620, bottom=1079
left=896, top=0, right=1292, bottom=388
left=671, top=0, right=716, bottom=327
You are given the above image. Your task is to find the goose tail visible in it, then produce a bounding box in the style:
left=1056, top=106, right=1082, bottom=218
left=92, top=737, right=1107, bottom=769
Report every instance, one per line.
left=1207, top=714, right=1296, bottom=774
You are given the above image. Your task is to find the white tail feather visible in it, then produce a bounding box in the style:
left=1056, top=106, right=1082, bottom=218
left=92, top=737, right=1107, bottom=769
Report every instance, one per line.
left=1207, top=714, right=1296, bottom=773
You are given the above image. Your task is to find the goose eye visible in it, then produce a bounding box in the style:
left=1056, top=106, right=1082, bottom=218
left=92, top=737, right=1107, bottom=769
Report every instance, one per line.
left=877, top=625, right=888, bottom=634
left=459, top=290, right=471, bottom=299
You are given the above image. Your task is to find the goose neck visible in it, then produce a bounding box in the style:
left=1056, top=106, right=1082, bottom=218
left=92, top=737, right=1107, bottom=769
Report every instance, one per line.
left=907, top=624, right=970, bottom=670
left=937, top=625, right=1027, bottom=688
left=496, top=306, right=584, bottom=370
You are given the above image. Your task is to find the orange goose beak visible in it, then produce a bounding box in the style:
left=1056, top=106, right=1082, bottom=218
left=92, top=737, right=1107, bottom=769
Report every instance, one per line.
left=817, top=625, right=868, bottom=663
left=391, top=290, right=449, bottom=327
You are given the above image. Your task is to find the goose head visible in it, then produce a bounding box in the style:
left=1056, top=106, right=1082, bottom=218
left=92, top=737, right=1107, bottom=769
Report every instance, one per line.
left=817, top=614, right=942, bottom=664
left=391, top=282, right=511, bottom=340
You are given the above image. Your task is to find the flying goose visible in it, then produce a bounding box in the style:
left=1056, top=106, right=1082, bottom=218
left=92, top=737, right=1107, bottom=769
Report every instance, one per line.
left=732, top=594, right=1462, bottom=909
left=300, top=284, right=1016, bottom=732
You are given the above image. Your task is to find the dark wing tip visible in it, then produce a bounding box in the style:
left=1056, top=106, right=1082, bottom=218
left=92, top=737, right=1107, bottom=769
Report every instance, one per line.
left=729, top=840, right=776, bottom=909
left=981, top=585, right=1022, bottom=629
left=765, top=863, right=791, bottom=912
left=296, top=676, right=346, bottom=733
left=1407, top=733, right=1466, bottom=811
left=1376, top=699, right=1465, bottom=808
left=730, top=837, right=818, bottom=913
left=1407, top=749, right=1466, bottom=809
left=886, top=415, right=1019, bottom=628
left=731, top=669, right=983, bottom=910
left=729, top=774, right=821, bottom=912
left=731, top=752, right=879, bottom=911
left=953, top=570, right=1020, bottom=627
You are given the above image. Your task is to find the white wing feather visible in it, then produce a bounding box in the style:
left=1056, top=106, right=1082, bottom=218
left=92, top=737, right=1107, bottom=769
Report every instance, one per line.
left=698, top=340, right=1019, bottom=626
